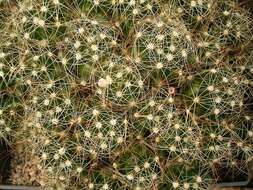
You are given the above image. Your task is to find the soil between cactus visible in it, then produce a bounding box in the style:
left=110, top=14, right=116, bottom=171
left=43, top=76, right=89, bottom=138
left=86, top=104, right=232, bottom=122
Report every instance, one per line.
left=0, top=139, right=11, bottom=184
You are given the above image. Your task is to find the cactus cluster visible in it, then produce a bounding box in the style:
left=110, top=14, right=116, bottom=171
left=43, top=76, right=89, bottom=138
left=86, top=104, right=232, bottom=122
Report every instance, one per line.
left=0, top=0, right=253, bottom=189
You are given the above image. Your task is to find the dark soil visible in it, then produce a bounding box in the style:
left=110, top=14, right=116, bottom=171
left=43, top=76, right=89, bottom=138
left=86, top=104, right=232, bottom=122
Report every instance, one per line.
left=0, top=139, right=12, bottom=184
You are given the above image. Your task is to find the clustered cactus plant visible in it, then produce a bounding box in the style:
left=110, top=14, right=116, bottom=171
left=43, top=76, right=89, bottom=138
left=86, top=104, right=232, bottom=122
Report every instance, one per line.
left=0, top=0, right=253, bottom=189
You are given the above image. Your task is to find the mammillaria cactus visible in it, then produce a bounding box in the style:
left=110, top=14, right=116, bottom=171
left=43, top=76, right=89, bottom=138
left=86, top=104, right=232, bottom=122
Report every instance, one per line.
left=0, top=0, right=253, bottom=189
